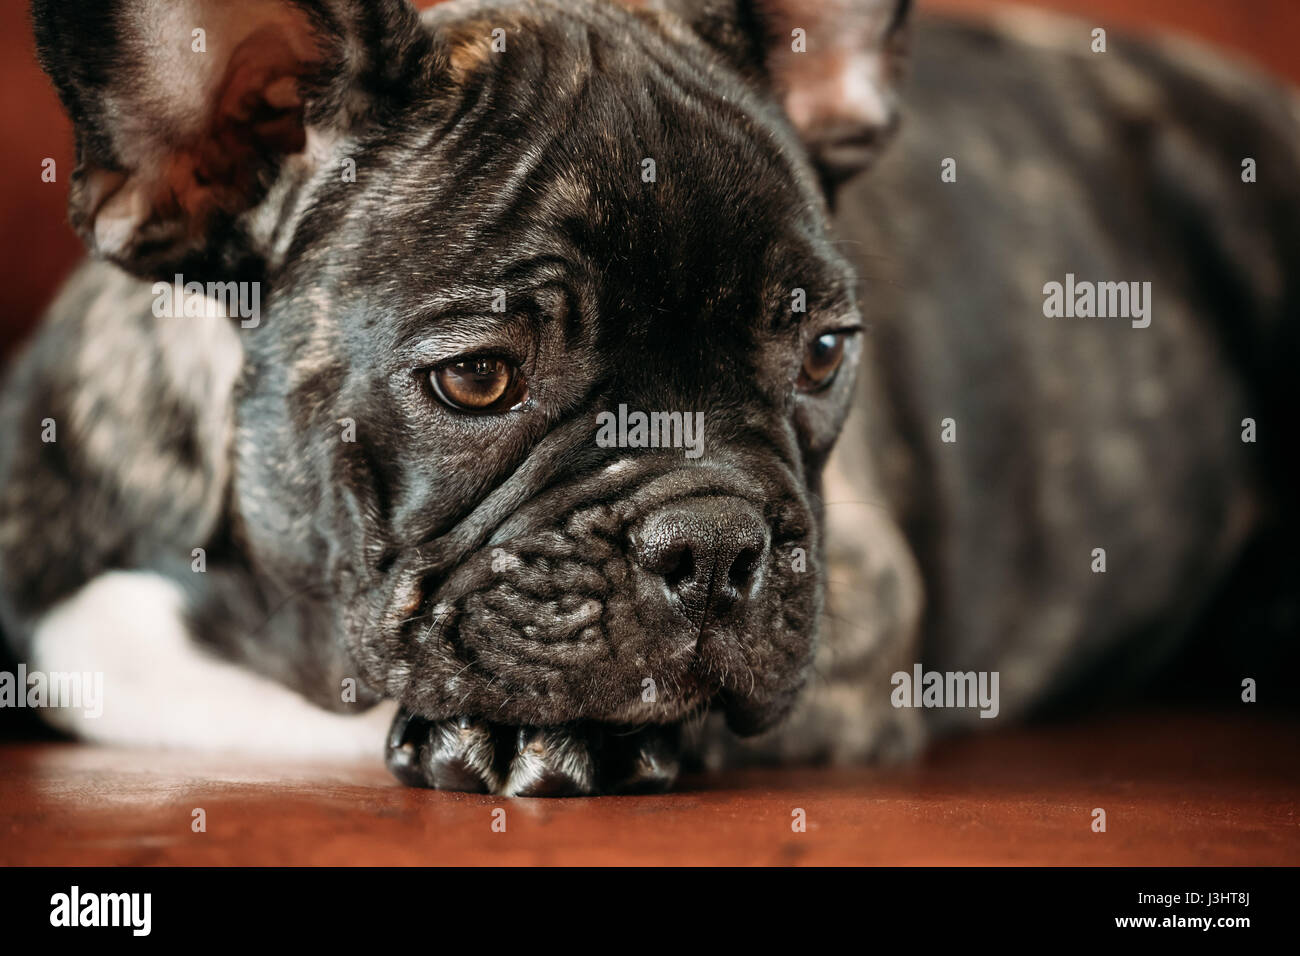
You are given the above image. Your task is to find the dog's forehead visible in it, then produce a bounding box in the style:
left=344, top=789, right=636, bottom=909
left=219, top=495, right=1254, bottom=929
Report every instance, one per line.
left=322, top=7, right=853, bottom=336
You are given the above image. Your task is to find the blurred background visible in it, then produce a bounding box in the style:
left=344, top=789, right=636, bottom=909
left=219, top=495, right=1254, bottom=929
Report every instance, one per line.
left=2, top=1, right=1298, bottom=360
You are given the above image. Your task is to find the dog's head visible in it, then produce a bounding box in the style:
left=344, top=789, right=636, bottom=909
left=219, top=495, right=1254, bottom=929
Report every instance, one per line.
left=36, top=0, right=909, bottom=737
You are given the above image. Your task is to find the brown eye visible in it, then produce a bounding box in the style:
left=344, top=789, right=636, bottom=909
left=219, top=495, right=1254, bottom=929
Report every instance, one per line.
left=429, top=357, right=527, bottom=412
left=797, top=332, right=848, bottom=392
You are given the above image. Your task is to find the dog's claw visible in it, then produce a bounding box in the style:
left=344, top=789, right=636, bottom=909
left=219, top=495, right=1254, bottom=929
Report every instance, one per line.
left=502, top=726, right=596, bottom=797
left=604, top=725, right=681, bottom=794
left=385, top=710, right=499, bottom=793
left=424, top=717, right=499, bottom=792
left=384, top=708, right=429, bottom=788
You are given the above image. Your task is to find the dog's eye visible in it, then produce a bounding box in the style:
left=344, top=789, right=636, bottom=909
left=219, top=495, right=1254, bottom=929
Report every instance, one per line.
left=797, top=332, right=848, bottom=392
left=429, top=357, right=527, bottom=412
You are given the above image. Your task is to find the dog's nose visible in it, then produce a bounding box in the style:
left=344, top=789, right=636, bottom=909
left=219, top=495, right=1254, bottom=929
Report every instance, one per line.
left=630, top=497, right=769, bottom=620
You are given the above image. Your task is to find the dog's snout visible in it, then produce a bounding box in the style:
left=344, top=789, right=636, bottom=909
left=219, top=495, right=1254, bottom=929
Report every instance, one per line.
left=631, top=496, right=769, bottom=620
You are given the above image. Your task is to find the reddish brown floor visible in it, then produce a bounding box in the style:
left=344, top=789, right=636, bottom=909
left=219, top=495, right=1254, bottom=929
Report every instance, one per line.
left=1, top=712, right=1295, bottom=865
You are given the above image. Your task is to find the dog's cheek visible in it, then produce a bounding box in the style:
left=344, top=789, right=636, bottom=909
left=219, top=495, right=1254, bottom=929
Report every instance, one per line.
left=735, top=536, right=825, bottom=732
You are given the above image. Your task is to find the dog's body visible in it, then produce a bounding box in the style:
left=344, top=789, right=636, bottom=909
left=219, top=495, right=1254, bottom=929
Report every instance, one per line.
left=767, top=11, right=1300, bottom=765
left=2, top=2, right=1297, bottom=791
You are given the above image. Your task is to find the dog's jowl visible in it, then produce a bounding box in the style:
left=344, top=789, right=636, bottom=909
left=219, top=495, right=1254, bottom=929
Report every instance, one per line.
left=1, top=0, right=1296, bottom=795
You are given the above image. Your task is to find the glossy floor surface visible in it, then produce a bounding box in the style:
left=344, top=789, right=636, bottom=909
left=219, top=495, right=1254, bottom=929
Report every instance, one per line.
left=1, top=712, right=1295, bottom=865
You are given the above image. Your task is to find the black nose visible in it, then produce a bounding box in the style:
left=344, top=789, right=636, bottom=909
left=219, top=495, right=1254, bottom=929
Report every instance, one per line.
left=630, top=497, right=770, bottom=622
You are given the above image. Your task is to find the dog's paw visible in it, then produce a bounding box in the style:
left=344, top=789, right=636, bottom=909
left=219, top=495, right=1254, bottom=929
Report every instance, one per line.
left=385, top=708, right=679, bottom=796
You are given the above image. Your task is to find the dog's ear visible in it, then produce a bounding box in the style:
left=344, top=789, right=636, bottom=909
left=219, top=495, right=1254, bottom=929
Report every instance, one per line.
left=32, top=0, right=429, bottom=280
left=640, top=0, right=911, bottom=190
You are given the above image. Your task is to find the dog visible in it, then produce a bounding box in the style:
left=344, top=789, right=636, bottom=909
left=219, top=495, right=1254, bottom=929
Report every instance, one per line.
left=1, top=0, right=1296, bottom=796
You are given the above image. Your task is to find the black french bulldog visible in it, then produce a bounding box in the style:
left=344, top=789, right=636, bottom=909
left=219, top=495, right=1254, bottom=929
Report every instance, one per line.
left=1, top=0, right=1296, bottom=795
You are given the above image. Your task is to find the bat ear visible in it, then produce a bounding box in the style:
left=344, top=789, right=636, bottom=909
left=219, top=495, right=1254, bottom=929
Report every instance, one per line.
left=31, top=0, right=429, bottom=280
left=641, top=0, right=912, bottom=191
